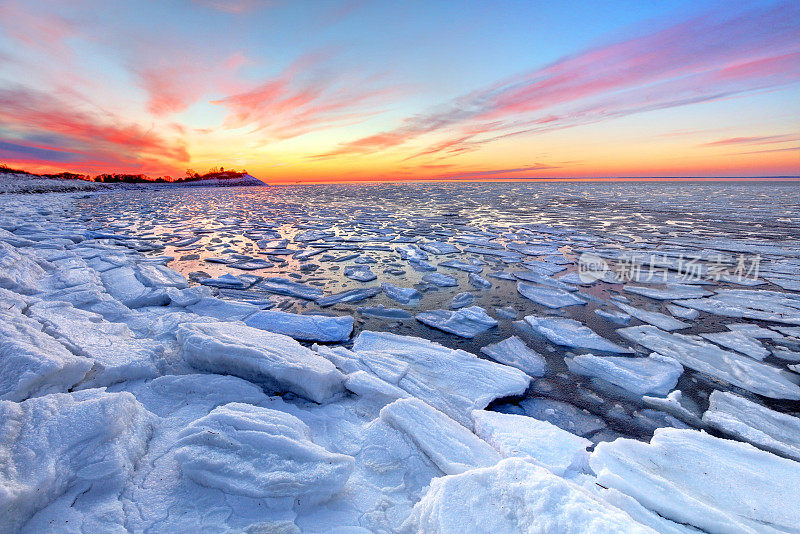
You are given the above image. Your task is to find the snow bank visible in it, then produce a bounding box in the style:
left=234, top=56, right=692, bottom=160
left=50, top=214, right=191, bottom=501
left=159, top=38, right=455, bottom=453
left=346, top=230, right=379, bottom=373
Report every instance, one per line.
left=0, top=389, right=155, bottom=533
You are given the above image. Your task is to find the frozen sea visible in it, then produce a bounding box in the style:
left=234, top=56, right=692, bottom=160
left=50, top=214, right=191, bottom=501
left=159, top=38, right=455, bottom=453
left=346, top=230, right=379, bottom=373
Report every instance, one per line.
left=3, top=178, right=800, bottom=532
left=74, top=181, right=800, bottom=438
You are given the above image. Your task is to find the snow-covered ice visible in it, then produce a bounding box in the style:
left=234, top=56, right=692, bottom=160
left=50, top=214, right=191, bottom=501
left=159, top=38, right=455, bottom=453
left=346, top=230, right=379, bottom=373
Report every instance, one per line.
left=565, top=352, right=683, bottom=396
left=590, top=428, right=800, bottom=533
left=479, top=335, right=546, bottom=376
left=702, top=390, right=800, bottom=461
left=245, top=309, right=354, bottom=342
left=178, top=321, right=345, bottom=403
left=525, top=315, right=632, bottom=353
left=416, top=305, right=498, bottom=338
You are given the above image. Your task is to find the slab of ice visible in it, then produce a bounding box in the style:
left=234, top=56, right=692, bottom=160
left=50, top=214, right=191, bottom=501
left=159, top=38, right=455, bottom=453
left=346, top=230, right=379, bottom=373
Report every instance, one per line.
left=727, top=323, right=786, bottom=339
left=642, top=390, right=704, bottom=428
left=256, top=277, right=324, bottom=300
left=416, top=306, right=498, bottom=338
left=178, top=321, right=345, bottom=403
left=468, top=272, right=492, bottom=289
left=381, top=398, right=501, bottom=475
left=440, top=260, right=482, bottom=273
left=623, top=284, right=712, bottom=300
left=479, top=335, right=546, bottom=376
left=0, top=389, right=155, bottom=533
left=595, top=308, right=632, bottom=325
left=565, top=352, right=682, bottom=396
left=187, top=296, right=261, bottom=320
left=613, top=302, right=689, bottom=331
left=472, top=410, right=591, bottom=476
left=344, top=265, right=377, bottom=282
left=675, top=289, right=800, bottom=325
left=0, top=241, right=46, bottom=294
left=525, top=315, right=632, bottom=353
left=450, top=291, right=475, bottom=309
left=316, top=287, right=381, bottom=307
left=199, top=273, right=253, bottom=290
left=0, top=309, right=92, bottom=401
left=590, top=428, right=800, bottom=533
left=517, top=282, right=586, bottom=308
left=403, top=458, right=653, bottom=534
left=101, top=265, right=170, bottom=307
left=702, top=390, right=800, bottom=461
left=28, top=301, right=161, bottom=387
left=347, top=331, right=531, bottom=426
left=419, top=241, right=459, bottom=255
left=174, top=402, right=354, bottom=503
left=357, top=305, right=413, bottom=319
left=617, top=325, right=800, bottom=400
left=381, top=282, right=421, bottom=304
left=135, top=262, right=189, bottom=288
left=245, top=310, right=353, bottom=342
left=700, top=331, right=769, bottom=360
left=422, top=272, right=458, bottom=287
left=665, top=304, right=699, bottom=320
left=514, top=270, right=575, bottom=291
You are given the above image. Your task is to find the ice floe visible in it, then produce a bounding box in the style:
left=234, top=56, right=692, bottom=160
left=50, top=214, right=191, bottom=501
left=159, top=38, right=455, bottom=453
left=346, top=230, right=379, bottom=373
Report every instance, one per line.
left=617, top=325, right=800, bottom=400
left=245, top=310, right=354, bottom=342
left=416, top=305, right=498, bottom=338
left=565, top=352, right=683, bottom=396
left=479, top=335, right=546, bottom=376
left=178, top=321, right=345, bottom=403
left=590, top=428, right=800, bottom=533
left=525, top=315, right=632, bottom=353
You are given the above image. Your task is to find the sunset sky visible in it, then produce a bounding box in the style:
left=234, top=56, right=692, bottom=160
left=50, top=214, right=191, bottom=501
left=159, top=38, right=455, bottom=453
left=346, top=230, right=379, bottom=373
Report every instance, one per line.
left=0, top=0, right=798, bottom=183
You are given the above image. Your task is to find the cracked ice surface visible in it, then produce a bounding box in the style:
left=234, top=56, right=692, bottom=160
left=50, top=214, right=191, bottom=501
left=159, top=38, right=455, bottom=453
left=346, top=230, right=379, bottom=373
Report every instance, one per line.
left=1, top=180, right=800, bottom=532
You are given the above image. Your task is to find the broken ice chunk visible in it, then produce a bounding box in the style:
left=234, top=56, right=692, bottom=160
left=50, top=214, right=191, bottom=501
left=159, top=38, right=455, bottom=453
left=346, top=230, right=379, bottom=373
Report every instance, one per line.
left=517, top=282, right=587, bottom=308
left=565, top=352, right=682, bottom=396
left=174, top=402, right=354, bottom=503
left=403, top=458, right=653, bottom=534
left=422, top=272, right=458, bottom=287
left=344, top=265, right=377, bottom=282
left=525, top=315, right=632, bottom=353
left=700, top=330, right=769, bottom=360
left=178, top=321, right=345, bottom=403
left=380, top=398, right=501, bottom=475
left=702, top=390, right=800, bottom=462
left=245, top=310, right=353, bottom=342
left=381, top=282, right=421, bottom=304
left=468, top=272, right=492, bottom=289
left=471, top=410, right=591, bottom=475
left=450, top=292, right=475, bottom=309
left=613, top=301, right=689, bottom=331
left=416, top=306, right=498, bottom=338
left=480, top=336, right=546, bottom=376
left=316, top=287, right=381, bottom=307
left=590, top=428, right=800, bottom=534
left=256, top=277, right=324, bottom=300
left=617, top=325, right=800, bottom=400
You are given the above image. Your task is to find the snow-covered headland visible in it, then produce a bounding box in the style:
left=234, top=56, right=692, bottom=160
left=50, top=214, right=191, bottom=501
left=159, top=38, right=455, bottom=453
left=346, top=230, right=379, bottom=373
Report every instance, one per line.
left=1, top=186, right=800, bottom=533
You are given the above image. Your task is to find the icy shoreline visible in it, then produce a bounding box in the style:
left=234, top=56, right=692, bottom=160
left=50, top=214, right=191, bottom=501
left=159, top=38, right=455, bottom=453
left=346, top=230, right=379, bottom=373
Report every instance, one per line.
left=1, top=191, right=800, bottom=532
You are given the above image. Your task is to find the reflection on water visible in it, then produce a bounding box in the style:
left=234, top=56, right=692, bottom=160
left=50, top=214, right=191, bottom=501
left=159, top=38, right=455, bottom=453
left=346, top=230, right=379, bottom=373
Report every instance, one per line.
left=76, top=181, right=800, bottom=442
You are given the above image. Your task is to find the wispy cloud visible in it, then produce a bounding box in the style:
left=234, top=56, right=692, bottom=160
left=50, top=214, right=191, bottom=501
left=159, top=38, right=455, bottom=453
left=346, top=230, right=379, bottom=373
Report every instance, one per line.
left=319, top=1, right=800, bottom=159
left=0, top=87, right=188, bottom=172
left=702, top=134, right=800, bottom=146
left=211, top=53, right=392, bottom=140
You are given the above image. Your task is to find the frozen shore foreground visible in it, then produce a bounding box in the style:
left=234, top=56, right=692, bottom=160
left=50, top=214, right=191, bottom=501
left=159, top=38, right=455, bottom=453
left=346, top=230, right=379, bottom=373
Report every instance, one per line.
left=1, top=190, right=800, bottom=533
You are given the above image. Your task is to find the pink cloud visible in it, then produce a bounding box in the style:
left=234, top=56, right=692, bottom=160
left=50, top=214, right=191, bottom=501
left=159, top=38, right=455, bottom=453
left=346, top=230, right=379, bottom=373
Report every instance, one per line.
left=0, top=87, right=189, bottom=173
left=211, top=54, right=392, bottom=140
left=321, top=1, right=800, bottom=159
